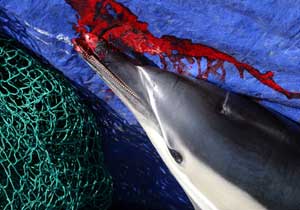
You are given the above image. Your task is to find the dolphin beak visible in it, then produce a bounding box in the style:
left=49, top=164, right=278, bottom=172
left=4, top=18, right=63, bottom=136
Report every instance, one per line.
left=73, top=34, right=169, bottom=145
left=73, top=34, right=141, bottom=99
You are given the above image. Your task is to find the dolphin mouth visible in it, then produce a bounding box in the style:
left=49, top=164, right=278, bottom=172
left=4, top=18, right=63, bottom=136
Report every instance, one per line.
left=72, top=34, right=141, bottom=101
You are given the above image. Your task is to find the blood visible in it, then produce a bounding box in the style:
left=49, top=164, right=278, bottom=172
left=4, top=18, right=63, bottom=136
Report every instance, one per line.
left=67, top=0, right=300, bottom=99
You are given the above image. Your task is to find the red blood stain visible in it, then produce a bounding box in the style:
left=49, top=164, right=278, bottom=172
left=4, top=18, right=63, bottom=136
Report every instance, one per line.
left=67, top=0, right=300, bottom=99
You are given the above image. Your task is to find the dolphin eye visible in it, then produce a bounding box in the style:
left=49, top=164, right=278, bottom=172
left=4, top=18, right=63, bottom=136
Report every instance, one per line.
left=168, top=148, right=183, bottom=164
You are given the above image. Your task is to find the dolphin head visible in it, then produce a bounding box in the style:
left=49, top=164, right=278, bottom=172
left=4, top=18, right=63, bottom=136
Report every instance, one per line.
left=73, top=33, right=152, bottom=116
left=73, top=33, right=179, bottom=146
left=73, top=34, right=300, bottom=210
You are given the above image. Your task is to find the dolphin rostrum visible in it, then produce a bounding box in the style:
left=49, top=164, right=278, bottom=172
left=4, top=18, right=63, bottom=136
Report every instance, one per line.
left=73, top=33, right=300, bottom=210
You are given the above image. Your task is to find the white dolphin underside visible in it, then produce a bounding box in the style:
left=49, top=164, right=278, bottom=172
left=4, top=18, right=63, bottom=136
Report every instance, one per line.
left=129, top=68, right=268, bottom=210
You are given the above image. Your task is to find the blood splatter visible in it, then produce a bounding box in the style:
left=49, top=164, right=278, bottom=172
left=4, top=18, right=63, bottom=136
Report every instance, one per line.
left=67, top=0, right=300, bottom=99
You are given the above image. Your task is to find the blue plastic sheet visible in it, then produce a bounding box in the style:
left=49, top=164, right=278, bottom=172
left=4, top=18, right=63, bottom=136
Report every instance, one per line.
left=116, top=0, right=300, bottom=122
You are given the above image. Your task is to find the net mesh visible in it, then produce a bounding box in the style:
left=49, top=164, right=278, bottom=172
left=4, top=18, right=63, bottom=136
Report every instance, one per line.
left=0, top=36, right=113, bottom=210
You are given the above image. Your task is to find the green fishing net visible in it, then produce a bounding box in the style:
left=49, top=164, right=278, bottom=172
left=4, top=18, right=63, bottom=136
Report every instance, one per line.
left=0, top=37, right=113, bottom=210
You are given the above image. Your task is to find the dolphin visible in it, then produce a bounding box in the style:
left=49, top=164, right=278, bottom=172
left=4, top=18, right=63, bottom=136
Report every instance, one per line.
left=73, top=33, right=300, bottom=210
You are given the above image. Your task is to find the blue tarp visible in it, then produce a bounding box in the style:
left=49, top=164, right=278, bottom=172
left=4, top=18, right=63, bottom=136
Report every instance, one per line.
left=117, top=0, right=300, bottom=122
left=1, top=0, right=300, bottom=123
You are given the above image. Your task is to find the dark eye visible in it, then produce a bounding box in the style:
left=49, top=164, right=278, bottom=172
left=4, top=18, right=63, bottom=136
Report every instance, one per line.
left=168, top=148, right=183, bottom=164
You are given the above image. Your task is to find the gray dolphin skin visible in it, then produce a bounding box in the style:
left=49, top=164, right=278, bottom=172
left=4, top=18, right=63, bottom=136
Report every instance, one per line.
left=74, top=34, right=300, bottom=210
